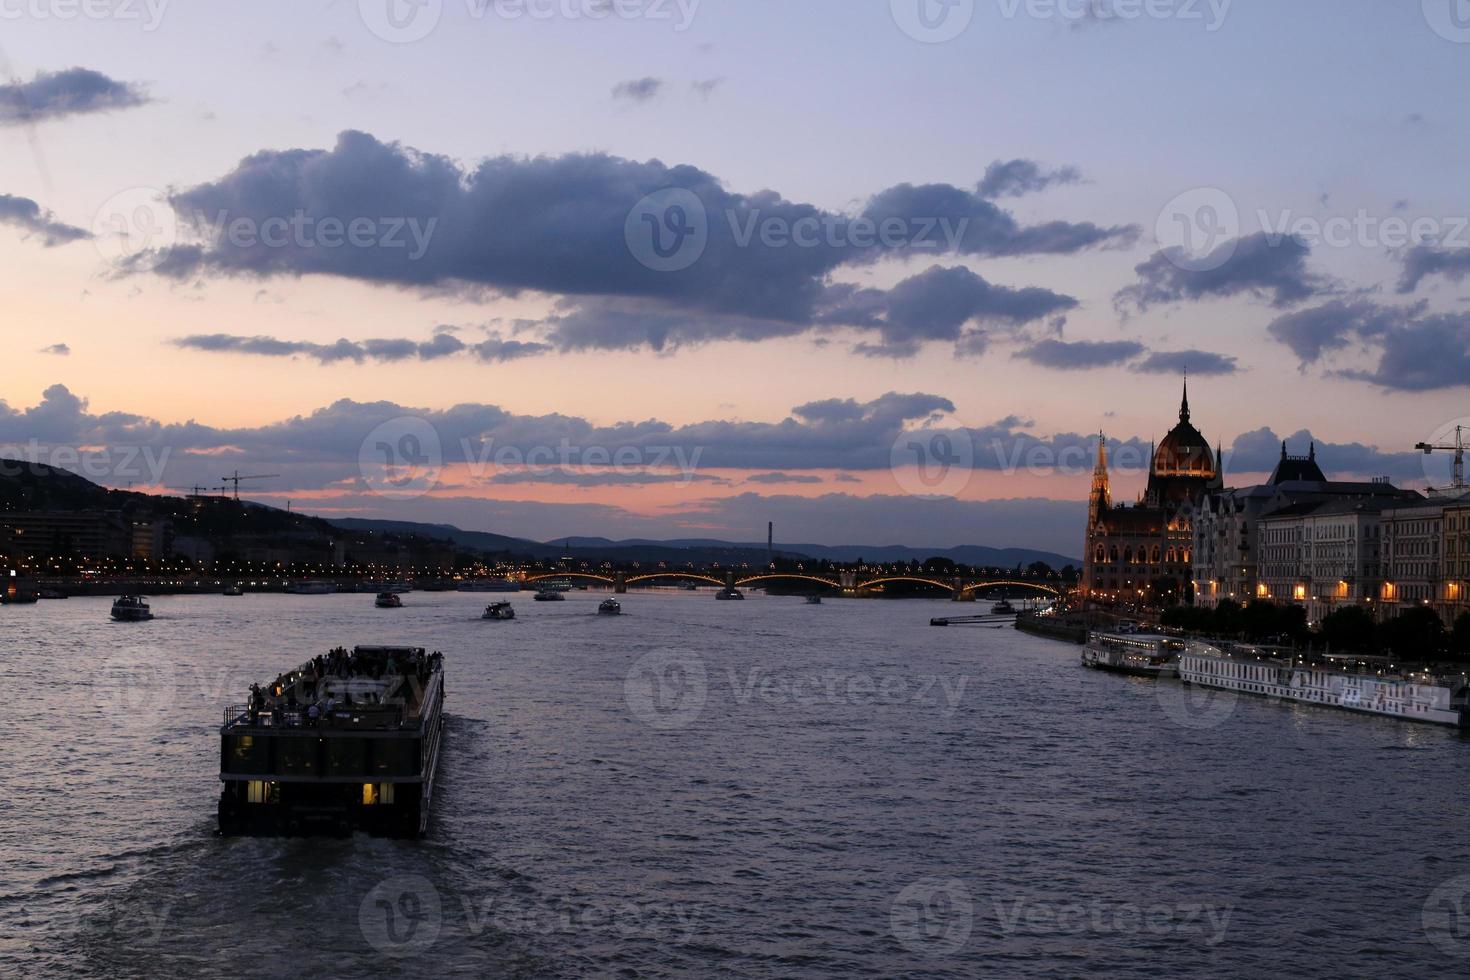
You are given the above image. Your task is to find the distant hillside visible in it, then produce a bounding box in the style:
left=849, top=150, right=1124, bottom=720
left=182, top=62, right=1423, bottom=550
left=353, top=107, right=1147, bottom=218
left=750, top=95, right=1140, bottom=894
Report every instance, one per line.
left=558, top=537, right=1081, bottom=569
left=329, top=518, right=1080, bottom=569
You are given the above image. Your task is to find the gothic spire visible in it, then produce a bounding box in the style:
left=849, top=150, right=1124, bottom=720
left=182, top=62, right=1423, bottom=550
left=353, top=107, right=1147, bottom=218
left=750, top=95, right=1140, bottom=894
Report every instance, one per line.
left=1179, top=375, right=1191, bottom=424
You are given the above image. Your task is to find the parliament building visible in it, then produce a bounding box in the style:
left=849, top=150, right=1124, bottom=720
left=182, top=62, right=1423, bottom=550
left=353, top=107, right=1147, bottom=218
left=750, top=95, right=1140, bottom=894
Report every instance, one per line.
left=1083, top=384, right=1222, bottom=602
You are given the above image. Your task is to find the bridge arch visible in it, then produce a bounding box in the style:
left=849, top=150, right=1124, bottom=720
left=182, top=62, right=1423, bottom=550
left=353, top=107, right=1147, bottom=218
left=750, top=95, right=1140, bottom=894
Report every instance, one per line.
left=734, top=574, right=842, bottom=590
left=624, top=573, right=727, bottom=588
left=959, top=580, right=1063, bottom=597
left=522, top=572, right=617, bottom=587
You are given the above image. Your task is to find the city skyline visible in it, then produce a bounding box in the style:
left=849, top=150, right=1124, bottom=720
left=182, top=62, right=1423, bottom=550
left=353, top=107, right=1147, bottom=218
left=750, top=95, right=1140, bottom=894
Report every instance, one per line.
left=4, top=1, right=1470, bottom=554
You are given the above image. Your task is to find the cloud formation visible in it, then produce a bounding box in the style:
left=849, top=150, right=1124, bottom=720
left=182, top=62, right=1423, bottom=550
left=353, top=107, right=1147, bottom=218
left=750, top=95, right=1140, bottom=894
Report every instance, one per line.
left=0, top=68, right=149, bottom=126
left=1115, top=233, right=1330, bottom=313
left=1398, top=245, right=1470, bottom=294
left=976, top=159, right=1082, bottom=199
left=1132, top=349, right=1238, bottom=376
left=1265, top=299, right=1470, bottom=391
left=0, top=194, right=90, bottom=246
left=612, top=77, right=663, bottom=102
left=1014, top=339, right=1144, bottom=370
left=122, top=130, right=1135, bottom=355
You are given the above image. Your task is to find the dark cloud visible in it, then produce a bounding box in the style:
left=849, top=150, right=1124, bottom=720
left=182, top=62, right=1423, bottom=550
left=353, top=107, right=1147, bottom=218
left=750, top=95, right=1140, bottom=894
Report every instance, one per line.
left=123, top=130, right=1132, bottom=354
left=1132, top=349, right=1238, bottom=376
left=39, top=343, right=71, bottom=356
left=1014, top=339, right=1145, bottom=370
left=487, top=470, right=728, bottom=487
left=1265, top=299, right=1405, bottom=364
left=471, top=335, right=553, bottom=362
left=1265, top=299, right=1470, bottom=391
left=612, top=77, right=663, bottom=102
left=976, top=159, right=1082, bottom=199
left=1225, top=427, right=1420, bottom=479
left=0, top=68, right=149, bottom=126
left=691, top=78, right=723, bottom=99
left=0, top=193, right=90, bottom=246
left=1398, top=245, right=1470, bottom=294
left=817, top=265, right=1078, bottom=348
left=174, top=332, right=469, bottom=364
left=1115, top=233, right=1330, bottom=313
left=745, top=472, right=825, bottom=485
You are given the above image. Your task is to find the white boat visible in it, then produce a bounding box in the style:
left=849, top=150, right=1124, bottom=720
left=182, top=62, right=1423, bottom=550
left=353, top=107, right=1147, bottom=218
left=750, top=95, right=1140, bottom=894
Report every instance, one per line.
left=111, top=595, right=154, bottom=621
left=1179, top=642, right=1470, bottom=728
left=483, top=602, right=515, bottom=621
left=375, top=592, right=403, bottom=609
left=1083, top=631, right=1183, bottom=679
left=598, top=598, right=622, bottom=616
left=286, top=581, right=335, bottom=595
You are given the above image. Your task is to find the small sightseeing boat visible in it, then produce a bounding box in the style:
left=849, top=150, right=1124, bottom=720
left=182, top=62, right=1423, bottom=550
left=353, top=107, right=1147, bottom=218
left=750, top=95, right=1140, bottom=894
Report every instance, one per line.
left=598, top=598, right=622, bottom=616
left=375, top=592, right=403, bottom=609
left=483, top=602, right=516, bottom=621
left=1082, top=631, right=1182, bottom=679
left=111, top=595, right=154, bottom=621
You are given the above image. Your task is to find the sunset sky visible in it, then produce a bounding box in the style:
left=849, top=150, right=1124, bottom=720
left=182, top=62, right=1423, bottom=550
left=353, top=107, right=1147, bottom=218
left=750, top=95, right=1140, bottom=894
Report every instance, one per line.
left=3, top=0, right=1470, bottom=556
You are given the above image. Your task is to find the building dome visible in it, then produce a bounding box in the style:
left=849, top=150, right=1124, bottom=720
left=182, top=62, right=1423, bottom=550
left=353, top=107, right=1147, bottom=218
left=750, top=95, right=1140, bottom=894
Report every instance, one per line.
left=1152, top=382, right=1216, bottom=477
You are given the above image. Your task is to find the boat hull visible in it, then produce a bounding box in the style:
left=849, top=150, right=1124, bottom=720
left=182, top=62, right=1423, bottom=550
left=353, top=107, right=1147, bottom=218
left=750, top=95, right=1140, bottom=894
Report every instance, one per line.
left=1082, top=646, right=1178, bottom=679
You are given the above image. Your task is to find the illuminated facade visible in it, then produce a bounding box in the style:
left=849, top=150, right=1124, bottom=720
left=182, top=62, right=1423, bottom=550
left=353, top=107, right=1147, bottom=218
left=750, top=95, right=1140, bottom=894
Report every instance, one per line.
left=1083, top=384, right=1221, bottom=602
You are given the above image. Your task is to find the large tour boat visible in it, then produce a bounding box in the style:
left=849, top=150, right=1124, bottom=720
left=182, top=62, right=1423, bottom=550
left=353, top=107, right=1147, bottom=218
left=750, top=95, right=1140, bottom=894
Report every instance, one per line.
left=218, top=645, right=446, bottom=837
left=1082, top=631, right=1183, bottom=679
left=1179, top=642, right=1470, bottom=728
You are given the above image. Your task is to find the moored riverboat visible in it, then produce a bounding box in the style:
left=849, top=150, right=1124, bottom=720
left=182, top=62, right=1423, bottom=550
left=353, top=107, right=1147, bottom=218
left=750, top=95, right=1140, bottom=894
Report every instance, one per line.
left=1082, top=631, right=1183, bottom=679
left=1179, top=642, right=1470, bottom=728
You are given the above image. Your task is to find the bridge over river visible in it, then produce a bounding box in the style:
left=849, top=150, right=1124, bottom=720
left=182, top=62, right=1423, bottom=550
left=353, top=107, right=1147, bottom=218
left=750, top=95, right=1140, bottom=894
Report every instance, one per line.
left=522, top=571, right=1064, bottom=601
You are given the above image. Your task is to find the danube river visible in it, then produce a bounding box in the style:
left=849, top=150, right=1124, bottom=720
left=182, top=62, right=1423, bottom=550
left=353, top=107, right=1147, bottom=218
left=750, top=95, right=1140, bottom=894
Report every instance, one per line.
left=2, top=591, right=1468, bottom=977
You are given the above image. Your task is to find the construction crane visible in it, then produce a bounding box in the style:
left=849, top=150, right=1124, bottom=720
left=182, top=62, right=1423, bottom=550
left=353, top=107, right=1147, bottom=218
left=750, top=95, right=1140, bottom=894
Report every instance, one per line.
left=169, top=484, right=223, bottom=498
left=220, top=471, right=280, bottom=501
left=1417, top=427, right=1467, bottom=491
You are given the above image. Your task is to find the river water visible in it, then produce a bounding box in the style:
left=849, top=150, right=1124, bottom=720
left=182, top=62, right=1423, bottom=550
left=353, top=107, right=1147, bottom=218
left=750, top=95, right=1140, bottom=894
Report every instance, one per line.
left=1, top=590, right=1468, bottom=977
